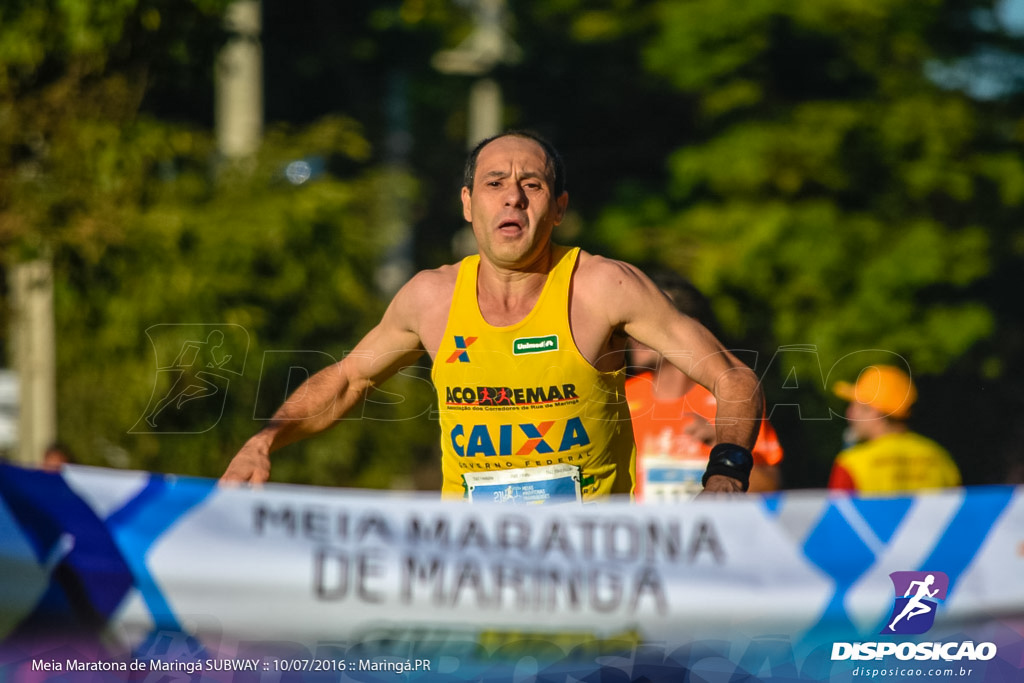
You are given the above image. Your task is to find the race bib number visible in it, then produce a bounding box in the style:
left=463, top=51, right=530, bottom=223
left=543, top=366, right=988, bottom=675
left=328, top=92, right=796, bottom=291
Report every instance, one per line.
left=463, top=464, right=582, bottom=505
left=641, top=457, right=705, bottom=503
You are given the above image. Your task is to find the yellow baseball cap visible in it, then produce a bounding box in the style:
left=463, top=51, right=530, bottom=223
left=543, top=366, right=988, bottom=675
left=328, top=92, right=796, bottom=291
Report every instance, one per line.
left=832, top=364, right=917, bottom=419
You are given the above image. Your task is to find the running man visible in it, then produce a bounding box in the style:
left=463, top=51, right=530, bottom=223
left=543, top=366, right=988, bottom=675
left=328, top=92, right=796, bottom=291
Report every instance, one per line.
left=222, top=131, right=764, bottom=500
left=889, top=574, right=939, bottom=631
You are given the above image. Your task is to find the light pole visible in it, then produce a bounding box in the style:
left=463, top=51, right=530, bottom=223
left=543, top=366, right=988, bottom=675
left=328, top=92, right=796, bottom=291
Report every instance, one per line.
left=216, top=0, right=263, bottom=161
left=433, top=0, right=521, bottom=149
left=433, top=0, right=521, bottom=256
left=8, top=260, right=56, bottom=466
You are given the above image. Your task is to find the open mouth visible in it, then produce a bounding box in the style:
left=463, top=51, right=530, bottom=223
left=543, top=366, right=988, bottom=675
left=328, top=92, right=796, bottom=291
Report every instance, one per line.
left=497, top=218, right=524, bottom=231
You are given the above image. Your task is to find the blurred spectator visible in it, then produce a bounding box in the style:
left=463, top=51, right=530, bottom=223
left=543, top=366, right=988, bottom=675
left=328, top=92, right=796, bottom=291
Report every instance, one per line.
left=626, top=272, right=783, bottom=502
left=41, top=442, right=75, bottom=473
left=829, top=365, right=960, bottom=493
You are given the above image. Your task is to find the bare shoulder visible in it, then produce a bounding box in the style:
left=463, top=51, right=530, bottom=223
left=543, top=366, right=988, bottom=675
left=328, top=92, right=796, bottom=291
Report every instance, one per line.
left=396, top=264, right=459, bottom=311
left=576, top=250, right=649, bottom=285
left=388, top=262, right=461, bottom=356
left=573, top=251, right=658, bottom=321
left=567, top=251, right=663, bottom=367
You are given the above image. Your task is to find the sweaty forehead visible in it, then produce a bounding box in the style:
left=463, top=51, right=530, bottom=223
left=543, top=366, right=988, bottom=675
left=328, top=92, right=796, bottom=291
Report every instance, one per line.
left=475, top=137, right=553, bottom=181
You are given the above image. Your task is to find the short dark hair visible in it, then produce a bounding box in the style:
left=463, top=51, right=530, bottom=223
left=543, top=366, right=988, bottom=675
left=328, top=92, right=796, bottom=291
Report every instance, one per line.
left=462, top=130, right=566, bottom=196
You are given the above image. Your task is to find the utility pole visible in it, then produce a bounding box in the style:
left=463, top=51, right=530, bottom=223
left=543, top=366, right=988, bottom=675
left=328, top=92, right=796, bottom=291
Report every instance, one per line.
left=216, top=0, right=263, bottom=160
left=433, top=0, right=521, bottom=256
left=375, top=71, right=416, bottom=296
left=433, top=0, right=521, bottom=149
left=8, top=260, right=56, bottom=466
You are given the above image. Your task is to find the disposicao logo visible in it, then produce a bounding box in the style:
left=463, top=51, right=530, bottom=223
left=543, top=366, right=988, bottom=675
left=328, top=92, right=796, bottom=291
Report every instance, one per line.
left=831, top=570, right=998, bottom=663
left=513, top=335, right=558, bottom=355
left=882, top=571, right=947, bottom=635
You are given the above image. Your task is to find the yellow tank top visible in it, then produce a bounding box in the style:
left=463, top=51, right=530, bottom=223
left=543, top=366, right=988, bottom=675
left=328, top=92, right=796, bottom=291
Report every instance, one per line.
left=432, top=246, right=636, bottom=501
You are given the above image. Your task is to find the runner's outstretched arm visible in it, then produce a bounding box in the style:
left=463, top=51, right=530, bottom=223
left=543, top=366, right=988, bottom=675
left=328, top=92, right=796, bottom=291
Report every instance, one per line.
left=221, top=287, right=426, bottom=485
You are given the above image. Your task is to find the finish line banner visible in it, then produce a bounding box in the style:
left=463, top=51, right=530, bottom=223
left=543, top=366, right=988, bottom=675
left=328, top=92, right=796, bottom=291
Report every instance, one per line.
left=0, top=463, right=1022, bottom=682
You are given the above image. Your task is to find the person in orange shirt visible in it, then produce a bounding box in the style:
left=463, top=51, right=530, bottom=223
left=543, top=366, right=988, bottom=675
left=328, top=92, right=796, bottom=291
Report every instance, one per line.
left=828, top=364, right=960, bottom=493
left=625, top=272, right=784, bottom=502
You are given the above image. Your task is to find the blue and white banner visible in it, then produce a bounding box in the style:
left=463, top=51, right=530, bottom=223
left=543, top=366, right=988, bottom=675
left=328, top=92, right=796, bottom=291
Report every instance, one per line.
left=0, top=462, right=1022, bottom=681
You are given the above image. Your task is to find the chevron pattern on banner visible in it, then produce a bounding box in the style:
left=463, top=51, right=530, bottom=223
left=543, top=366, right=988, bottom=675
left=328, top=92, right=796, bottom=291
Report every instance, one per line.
left=0, top=466, right=133, bottom=636
left=795, top=489, right=1015, bottom=641
left=0, top=464, right=1021, bottom=683
left=0, top=464, right=214, bottom=642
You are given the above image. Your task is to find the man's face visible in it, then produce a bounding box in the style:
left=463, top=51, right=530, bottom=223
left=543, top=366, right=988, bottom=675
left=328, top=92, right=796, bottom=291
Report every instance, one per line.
left=845, top=400, right=883, bottom=442
left=461, top=136, right=568, bottom=270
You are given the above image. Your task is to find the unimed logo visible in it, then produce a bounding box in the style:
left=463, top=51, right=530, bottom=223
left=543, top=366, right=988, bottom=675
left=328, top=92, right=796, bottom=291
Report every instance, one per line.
left=513, top=335, right=558, bottom=355
left=882, top=571, right=948, bottom=635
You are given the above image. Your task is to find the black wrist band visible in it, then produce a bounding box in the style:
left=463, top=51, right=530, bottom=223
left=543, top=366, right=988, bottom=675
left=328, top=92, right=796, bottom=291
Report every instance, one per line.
left=702, top=443, right=754, bottom=492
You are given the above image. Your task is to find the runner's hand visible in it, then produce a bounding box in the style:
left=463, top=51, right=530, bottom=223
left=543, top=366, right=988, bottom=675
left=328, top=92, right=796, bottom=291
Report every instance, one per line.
left=698, top=474, right=744, bottom=496
left=220, top=436, right=272, bottom=485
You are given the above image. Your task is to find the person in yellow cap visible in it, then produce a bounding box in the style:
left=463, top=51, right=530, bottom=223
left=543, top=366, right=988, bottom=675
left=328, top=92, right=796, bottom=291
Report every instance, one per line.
left=828, top=364, right=960, bottom=493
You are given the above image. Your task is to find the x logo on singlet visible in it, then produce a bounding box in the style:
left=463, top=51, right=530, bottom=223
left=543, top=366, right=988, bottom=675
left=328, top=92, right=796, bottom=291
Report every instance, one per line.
left=446, top=336, right=478, bottom=363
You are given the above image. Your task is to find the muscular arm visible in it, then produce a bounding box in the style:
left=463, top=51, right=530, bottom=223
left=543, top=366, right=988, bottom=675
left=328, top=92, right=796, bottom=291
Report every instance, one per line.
left=221, top=274, right=436, bottom=484
left=576, top=256, right=764, bottom=492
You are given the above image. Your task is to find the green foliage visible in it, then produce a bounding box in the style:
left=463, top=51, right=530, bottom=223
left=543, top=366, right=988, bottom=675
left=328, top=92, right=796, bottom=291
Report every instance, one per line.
left=0, top=0, right=232, bottom=258
left=590, top=0, right=1024, bottom=482
left=48, top=114, right=437, bottom=483
left=1, top=0, right=439, bottom=485
left=4, top=0, right=1024, bottom=489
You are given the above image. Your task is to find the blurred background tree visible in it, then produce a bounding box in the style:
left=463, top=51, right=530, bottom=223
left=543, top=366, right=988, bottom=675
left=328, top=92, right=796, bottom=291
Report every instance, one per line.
left=2, top=0, right=1022, bottom=488
left=0, top=0, right=445, bottom=484
left=509, top=0, right=1024, bottom=486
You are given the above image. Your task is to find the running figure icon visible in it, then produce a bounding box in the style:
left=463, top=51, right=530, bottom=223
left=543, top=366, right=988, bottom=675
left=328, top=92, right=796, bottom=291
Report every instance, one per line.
left=144, top=330, right=233, bottom=428
left=888, top=574, right=938, bottom=631
left=132, top=324, right=249, bottom=434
